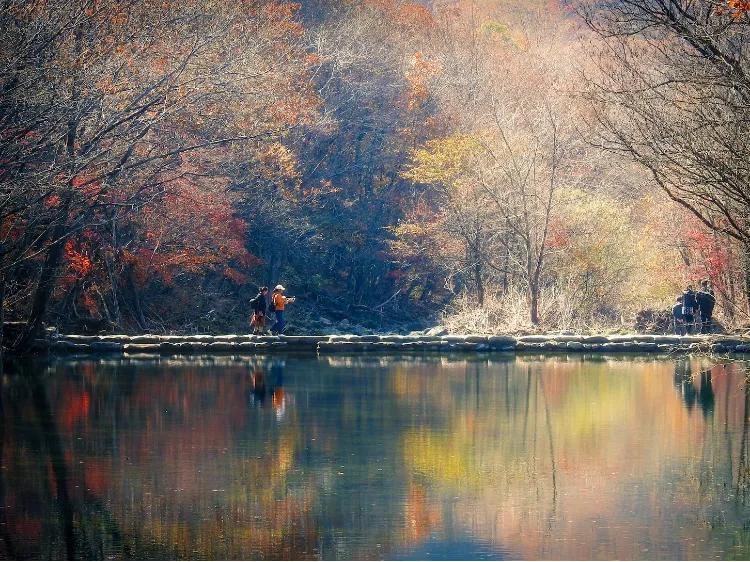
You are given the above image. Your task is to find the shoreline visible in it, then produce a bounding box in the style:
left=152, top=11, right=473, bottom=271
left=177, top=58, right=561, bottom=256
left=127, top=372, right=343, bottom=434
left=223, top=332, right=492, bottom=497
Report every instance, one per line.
left=26, top=333, right=750, bottom=356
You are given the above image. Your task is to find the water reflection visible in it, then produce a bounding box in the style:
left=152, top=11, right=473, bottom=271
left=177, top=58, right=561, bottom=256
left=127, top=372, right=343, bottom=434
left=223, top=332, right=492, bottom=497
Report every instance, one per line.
left=1, top=355, right=749, bottom=560
left=250, top=360, right=288, bottom=418
left=674, top=360, right=716, bottom=417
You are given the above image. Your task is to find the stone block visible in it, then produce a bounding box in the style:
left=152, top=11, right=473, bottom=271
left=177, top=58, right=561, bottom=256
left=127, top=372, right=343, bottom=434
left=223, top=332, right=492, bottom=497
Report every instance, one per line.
left=123, top=343, right=161, bottom=353
left=581, top=335, right=609, bottom=344
left=488, top=335, right=516, bottom=345
left=89, top=341, right=123, bottom=353
left=518, top=335, right=553, bottom=343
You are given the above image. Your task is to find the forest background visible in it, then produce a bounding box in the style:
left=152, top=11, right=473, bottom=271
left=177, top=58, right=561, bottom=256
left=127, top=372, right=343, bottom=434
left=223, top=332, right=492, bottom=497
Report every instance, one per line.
left=2, top=0, right=750, bottom=348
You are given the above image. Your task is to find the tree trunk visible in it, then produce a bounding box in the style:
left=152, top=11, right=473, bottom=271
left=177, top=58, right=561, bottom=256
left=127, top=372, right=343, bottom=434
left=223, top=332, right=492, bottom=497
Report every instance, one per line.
left=743, top=242, right=750, bottom=317
left=527, top=248, right=540, bottom=325
left=529, top=264, right=541, bottom=326
left=530, top=284, right=540, bottom=325
left=17, top=27, right=82, bottom=352
left=125, top=269, right=146, bottom=330
left=475, top=260, right=484, bottom=307
left=0, top=271, right=4, bottom=361
left=16, top=196, right=72, bottom=352
left=103, top=250, right=121, bottom=327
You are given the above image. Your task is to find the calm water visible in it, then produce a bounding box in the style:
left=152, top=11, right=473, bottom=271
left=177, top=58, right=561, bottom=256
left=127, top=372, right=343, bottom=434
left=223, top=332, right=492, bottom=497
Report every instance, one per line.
left=1, top=354, right=749, bottom=560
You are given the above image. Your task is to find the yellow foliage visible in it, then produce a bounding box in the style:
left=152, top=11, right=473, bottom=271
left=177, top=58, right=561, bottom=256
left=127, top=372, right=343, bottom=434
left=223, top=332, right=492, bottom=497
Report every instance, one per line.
left=401, top=134, right=485, bottom=186
left=480, top=19, right=528, bottom=50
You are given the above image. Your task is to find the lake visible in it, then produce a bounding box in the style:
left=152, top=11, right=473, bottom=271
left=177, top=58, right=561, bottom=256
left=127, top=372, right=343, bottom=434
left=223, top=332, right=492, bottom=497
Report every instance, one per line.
left=1, top=354, right=748, bottom=560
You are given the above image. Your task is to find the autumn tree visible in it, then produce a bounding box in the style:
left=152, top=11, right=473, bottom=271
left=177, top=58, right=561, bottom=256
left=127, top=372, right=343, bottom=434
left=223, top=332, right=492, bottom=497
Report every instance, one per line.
left=396, top=1, right=595, bottom=325
left=1, top=0, right=320, bottom=344
left=577, top=0, right=750, bottom=309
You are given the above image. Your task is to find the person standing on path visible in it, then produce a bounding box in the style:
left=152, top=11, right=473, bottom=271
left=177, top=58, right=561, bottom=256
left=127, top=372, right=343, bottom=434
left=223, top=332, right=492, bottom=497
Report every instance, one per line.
left=673, top=295, right=686, bottom=335
left=682, top=285, right=698, bottom=334
left=270, top=285, right=295, bottom=335
left=250, top=286, right=269, bottom=334
left=696, top=280, right=716, bottom=334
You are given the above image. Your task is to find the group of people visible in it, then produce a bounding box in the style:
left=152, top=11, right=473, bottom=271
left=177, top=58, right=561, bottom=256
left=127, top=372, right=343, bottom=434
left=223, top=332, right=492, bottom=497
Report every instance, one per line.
left=672, top=280, right=716, bottom=335
left=249, top=285, right=295, bottom=335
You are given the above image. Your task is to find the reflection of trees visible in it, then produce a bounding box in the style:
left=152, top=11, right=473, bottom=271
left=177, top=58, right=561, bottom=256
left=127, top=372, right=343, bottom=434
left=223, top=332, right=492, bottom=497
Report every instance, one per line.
left=0, top=360, right=129, bottom=559
left=0, top=358, right=322, bottom=559
left=29, top=370, right=77, bottom=560
left=673, top=361, right=716, bottom=417
left=738, top=383, right=750, bottom=504
left=396, top=356, right=750, bottom=560
left=2, top=355, right=750, bottom=560
left=1, top=356, right=435, bottom=559
left=0, top=372, right=15, bottom=559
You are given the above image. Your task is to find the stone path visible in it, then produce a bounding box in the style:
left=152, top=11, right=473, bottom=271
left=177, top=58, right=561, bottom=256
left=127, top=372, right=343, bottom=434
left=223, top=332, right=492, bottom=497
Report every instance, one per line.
left=44, top=333, right=750, bottom=355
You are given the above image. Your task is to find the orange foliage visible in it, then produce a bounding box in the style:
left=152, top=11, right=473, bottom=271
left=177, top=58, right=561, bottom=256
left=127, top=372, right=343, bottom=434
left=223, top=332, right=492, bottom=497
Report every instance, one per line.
left=223, top=266, right=248, bottom=285
left=366, top=0, right=434, bottom=29
left=396, top=2, right=434, bottom=29
left=45, top=194, right=61, bottom=208
left=405, top=51, right=441, bottom=111
left=724, top=0, right=750, bottom=18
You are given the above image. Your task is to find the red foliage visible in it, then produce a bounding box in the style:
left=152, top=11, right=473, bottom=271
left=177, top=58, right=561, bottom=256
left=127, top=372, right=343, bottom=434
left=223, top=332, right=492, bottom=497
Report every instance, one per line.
left=125, top=177, right=256, bottom=287
left=545, top=220, right=572, bottom=250
left=0, top=215, right=23, bottom=241
left=63, top=239, right=93, bottom=278
left=680, top=225, right=733, bottom=290
left=80, top=291, right=99, bottom=315
left=71, top=172, right=103, bottom=197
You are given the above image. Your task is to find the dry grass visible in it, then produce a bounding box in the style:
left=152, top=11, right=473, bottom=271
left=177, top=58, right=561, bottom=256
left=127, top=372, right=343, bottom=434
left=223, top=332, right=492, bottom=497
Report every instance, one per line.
left=441, top=286, right=625, bottom=334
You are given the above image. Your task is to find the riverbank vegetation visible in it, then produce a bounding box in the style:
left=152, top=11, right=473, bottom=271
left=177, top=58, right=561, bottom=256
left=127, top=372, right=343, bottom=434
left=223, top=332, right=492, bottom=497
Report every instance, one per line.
left=2, top=0, right=749, bottom=347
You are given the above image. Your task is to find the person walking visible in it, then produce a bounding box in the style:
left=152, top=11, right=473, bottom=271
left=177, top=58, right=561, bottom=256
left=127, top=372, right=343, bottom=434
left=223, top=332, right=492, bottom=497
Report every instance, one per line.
left=270, top=285, right=295, bottom=335
left=682, top=285, right=698, bottom=334
left=250, top=286, right=269, bottom=334
left=696, top=280, right=716, bottom=334
left=673, top=295, right=686, bottom=335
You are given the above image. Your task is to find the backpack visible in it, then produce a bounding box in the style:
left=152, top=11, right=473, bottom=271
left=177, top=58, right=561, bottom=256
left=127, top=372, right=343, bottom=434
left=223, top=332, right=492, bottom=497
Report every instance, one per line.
left=268, top=295, right=276, bottom=313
